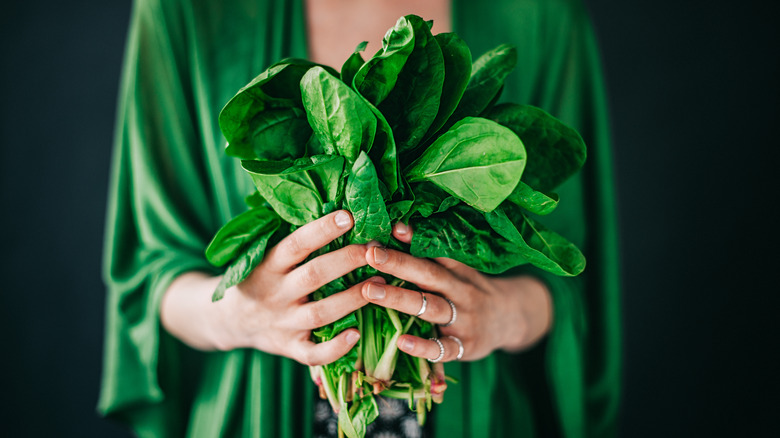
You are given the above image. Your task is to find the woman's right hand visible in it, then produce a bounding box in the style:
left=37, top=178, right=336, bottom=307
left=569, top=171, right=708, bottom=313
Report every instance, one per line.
left=161, top=210, right=373, bottom=366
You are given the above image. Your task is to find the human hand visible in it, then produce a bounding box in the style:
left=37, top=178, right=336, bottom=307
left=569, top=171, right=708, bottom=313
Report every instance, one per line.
left=214, top=210, right=375, bottom=365
left=360, top=222, right=553, bottom=363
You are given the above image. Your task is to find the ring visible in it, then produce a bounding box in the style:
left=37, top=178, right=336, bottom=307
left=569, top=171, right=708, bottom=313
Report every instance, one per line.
left=428, top=337, right=445, bottom=363
left=446, top=336, right=464, bottom=361
left=415, top=292, right=428, bottom=316
left=440, top=298, right=457, bottom=327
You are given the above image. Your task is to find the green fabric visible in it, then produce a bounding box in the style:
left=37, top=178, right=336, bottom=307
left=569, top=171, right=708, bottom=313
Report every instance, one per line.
left=99, top=0, right=621, bottom=437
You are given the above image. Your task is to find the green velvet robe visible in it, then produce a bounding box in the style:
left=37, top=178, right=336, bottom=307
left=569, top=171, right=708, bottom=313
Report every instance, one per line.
left=98, top=0, right=621, bottom=436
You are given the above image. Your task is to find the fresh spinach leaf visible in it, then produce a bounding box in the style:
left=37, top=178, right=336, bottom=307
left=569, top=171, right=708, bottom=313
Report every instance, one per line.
left=506, top=181, right=559, bottom=216
left=378, top=15, right=445, bottom=155
left=364, top=102, right=400, bottom=197
left=484, top=203, right=585, bottom=276
left=410, top=205, right=527, bottom=274
left=219, top=59, right=336, bottom=157
left=242, top=155, right=345, bottom=225
left=225, top=107, right=311, bottom=160
left=405, top=117, right=526, bottom=212
left=211, top=218, right=283, bottom=301
left=205, top=205, right=279, bottom=267
left=441, top=44, right=517, bottom=133
left=341, top=41, right=368, bottom=87
left=345, top=151, right=392, bottom=244
left=352, top=16, right=415, bottom=105
left=301, top=66, right=377, bottom=165
left=487, top=103, right=587, bottom=192
left=421, top=32, right=472, bottom=143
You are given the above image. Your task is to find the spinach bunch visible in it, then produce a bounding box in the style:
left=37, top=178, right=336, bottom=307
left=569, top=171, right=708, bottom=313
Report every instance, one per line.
left=205, top=15, right=587, bottom=438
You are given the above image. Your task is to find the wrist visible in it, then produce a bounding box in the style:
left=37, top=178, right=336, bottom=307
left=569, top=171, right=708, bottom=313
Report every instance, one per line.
left=498, top=275, right=553, bottom=353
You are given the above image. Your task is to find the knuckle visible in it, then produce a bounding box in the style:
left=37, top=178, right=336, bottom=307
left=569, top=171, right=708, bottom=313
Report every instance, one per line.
left=305, top=303, right=325, bottom=328
left=347, top=245, right=367, bottom=267
left=299, top=262, right=321, bottom=288
left=283, top=232, right=304, bottom=257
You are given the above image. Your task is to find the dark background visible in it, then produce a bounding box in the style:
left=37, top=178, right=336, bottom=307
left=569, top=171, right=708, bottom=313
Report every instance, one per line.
left=1, top=1, right=777, bottom=436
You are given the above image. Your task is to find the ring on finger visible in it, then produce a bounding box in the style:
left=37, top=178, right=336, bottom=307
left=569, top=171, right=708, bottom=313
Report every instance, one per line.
left=428, top=337, right=445, bottom=363
left=446, top=335, right=464, bottom=361
left=415, top=291, right=428, bottom=317
left=440, top=298, right=457, bottom=327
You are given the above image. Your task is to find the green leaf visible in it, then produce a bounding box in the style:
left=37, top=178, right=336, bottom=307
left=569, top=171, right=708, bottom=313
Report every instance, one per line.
left=421, top=32, right=472, bottom=143
left=487, top=103, right=587, bottom=192
left=212, top=218, right=282, bottom=301
left=219, top=59, right=336, bottom=156
left=364, top=102, right=400, bottom=196
left=506, top=181, right=559, bottom=215
left=410, top=205, right=527, bottom=274
left=408, top=182, right=460, bottom=218
left=441, top=44, right=517, bottom=132
left=301, top=66, right=377, bottom=165
left=242, top=155, right=345, bottom=226
left=205, top=205, right=279, bottom=267
left=353, top=16, right=415, bottom=106
left=484, top=203, right=585, bottom=276
left=405, top=117, right=526, bottom=212
left=345, top=151, right=392, bottom=244
left=225, top=107, right=311, bottom=160
left=341, top=41, right=367, bottom=87
left=378, top=15, right=445, bottom=155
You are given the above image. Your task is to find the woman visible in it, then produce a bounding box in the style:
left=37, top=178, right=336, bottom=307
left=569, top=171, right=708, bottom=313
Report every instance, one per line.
left=99, top=0, right=620, bottom=437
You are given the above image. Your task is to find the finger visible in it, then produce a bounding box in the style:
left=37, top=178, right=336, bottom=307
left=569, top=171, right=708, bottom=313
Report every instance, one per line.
left=265, top=210, right=354, bottom=272
left=285, top=244, right=368, bottom=298
left=392, top=222, right=413, bottom=244
left=366, top=246, right=458, bottom=295
left=297, top=278, right=381, bottom=329
left=296, top=328, right=361, bottom=366
left=361, top=281, right=454, bottom=325
left=397, top=334, right=462, bottom=363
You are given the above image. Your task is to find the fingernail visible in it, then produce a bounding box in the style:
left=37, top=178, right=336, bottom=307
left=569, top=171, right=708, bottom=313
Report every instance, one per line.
left=395, top=222, right=410, bottom=235
left=373, top=247, right=388, bottom=264
left=335, top=211, right=351, bottom=228
left=398, top=337, right=414, bottom=351
left=366, top=240, right=382, bottom=248
left=346, top=331, right=360, bottom=344
left=366, top=283, right=386, bottom=300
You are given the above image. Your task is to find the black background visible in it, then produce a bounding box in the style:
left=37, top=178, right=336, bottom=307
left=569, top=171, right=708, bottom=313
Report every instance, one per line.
left=1, top=1, right=777, bottom=436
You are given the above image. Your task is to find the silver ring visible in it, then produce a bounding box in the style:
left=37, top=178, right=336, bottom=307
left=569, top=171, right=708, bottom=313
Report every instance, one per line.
left=415, top=292, right=428, bottom=316
left=440, top=298, right=457, bottom=327
left=446, top=336, right=464, bottom=361
left=428, top=337, right=445, bottom=363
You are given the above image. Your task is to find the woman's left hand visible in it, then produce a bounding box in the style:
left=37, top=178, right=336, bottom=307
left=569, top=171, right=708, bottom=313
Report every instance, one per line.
left=362, top=222, right=554, bottom=363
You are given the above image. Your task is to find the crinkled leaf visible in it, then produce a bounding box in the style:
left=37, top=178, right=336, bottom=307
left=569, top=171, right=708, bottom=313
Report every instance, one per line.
left=301, top=66, right=377, bottom=165
left=345, top=151, right=392, bottom=244
left=487, top=103, right=587, bottom=192
left=205, top=205, right=279, bottom=267
left=405, top=117, right=526, bottom=212
left=410, top=205, right=527, bottom=274
left=242, top=155, right=345, bottom=225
